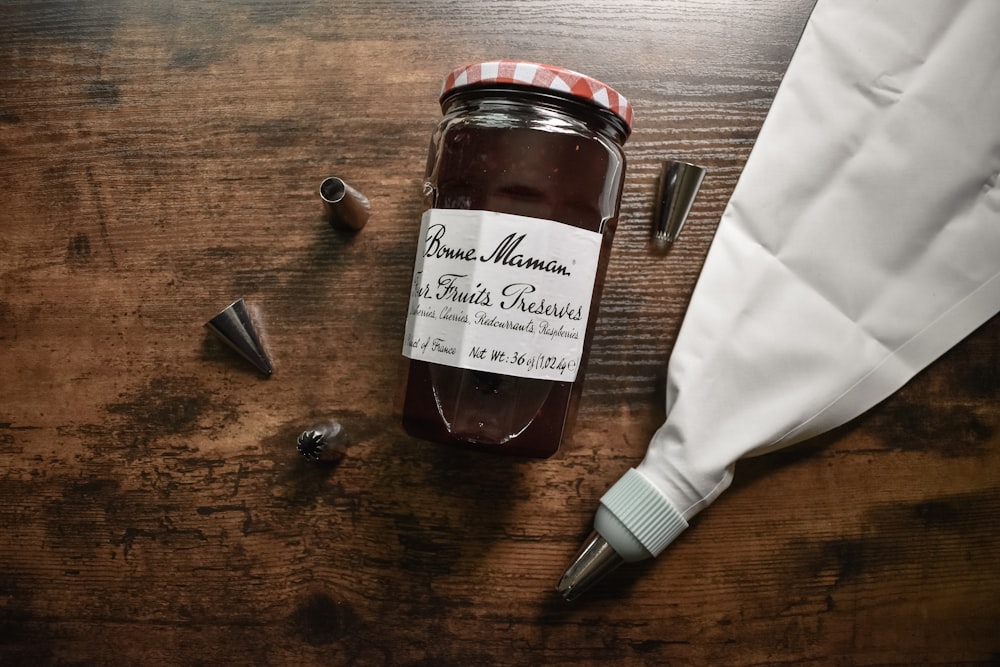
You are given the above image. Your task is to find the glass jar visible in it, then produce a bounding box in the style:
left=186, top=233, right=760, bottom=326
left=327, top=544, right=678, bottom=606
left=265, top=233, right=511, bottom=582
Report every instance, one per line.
left=401, top=61, right=632, bottom=458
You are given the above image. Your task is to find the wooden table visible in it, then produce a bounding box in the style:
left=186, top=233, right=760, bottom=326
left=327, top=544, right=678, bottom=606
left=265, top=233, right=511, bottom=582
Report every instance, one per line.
left=2, top=1, right=998, bottom=664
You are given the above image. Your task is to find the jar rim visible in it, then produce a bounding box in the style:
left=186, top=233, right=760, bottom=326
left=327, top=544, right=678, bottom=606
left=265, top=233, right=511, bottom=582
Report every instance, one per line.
left=440, top=61, right=633, bottom=131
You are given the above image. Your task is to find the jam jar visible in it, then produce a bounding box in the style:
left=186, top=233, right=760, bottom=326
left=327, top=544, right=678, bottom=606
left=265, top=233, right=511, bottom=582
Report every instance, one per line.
left=401, top=61, right=632, bottom=458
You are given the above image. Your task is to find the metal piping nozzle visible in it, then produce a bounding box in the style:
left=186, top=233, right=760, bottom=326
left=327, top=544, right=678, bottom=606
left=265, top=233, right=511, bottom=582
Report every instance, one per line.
left=654, top=160, right=707, bottom=243
left=320, top=177, right=370, bottom=232
left=205, top=298, right=273, bottom=376
left=296, top=420, right=349, bottom=463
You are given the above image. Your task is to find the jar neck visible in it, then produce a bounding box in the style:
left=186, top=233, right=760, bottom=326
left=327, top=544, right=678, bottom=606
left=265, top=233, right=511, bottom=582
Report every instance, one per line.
left=440, top=85, right=631, bottom=145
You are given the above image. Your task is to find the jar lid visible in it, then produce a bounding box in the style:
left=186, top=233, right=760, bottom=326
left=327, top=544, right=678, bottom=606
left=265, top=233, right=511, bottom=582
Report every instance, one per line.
left=441, top=60, right=634, bottom=130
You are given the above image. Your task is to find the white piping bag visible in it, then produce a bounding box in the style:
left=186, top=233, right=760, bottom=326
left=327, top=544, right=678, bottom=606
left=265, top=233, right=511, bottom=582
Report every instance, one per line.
left=558, top=0, right=1000, bottom=600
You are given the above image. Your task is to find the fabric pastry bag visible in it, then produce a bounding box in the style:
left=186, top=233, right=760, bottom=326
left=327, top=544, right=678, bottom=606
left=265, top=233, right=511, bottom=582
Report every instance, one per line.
left=559, top=0, right=1000, bottom=599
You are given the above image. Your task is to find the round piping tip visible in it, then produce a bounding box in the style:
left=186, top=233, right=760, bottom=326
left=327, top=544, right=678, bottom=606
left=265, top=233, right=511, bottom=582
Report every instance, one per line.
left=320, top=176, right=371, bottom=232
left=556, top=531, right=625, bottom=601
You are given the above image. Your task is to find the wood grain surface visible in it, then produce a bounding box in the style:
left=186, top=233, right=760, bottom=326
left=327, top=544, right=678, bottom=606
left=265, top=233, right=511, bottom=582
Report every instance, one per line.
left=2, top=1, right=998, bottom=665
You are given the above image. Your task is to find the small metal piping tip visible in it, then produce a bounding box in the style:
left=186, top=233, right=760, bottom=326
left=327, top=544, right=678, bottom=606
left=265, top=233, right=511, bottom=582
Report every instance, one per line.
left=654, top=160, right=707, bottom=243
left=205, top=298, right=273, bottom=376
left=320, top=176, right=371, bottom=232
left=556, top=531, right=624, bottom=602
left=296, top=421, right=349, bottom=463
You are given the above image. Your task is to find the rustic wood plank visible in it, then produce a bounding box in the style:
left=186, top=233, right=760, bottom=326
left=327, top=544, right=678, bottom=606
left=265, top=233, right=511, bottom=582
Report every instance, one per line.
left=1, top=0, right=998, bottom=665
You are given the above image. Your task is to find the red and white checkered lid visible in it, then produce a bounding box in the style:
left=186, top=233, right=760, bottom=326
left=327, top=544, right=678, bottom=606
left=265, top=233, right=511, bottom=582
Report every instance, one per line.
left=441, top=60, right=633, bottom=130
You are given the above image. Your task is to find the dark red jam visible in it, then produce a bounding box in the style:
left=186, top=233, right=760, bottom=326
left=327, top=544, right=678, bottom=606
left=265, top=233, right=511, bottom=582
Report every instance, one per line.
left=401, top=78, right=630, bottom=458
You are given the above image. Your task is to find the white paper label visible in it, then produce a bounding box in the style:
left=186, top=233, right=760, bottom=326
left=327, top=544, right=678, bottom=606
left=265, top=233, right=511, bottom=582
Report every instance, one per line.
left=402, top=208, right=602, bottom=382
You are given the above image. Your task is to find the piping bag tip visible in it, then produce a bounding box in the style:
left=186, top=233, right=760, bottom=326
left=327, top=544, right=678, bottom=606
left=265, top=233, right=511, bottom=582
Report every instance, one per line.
left=205, top=298, right=273, bottom=377
left=556, top=469, right=688, bottom=601
left=556, top=531, right=624, bottom=602
left=654, top=160, right=707, bottom=243
left=320, top=176, right=371, bottom=232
